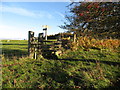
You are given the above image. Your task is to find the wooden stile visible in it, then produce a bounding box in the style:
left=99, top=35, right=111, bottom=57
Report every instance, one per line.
left=28, top=31, right=62, bottom=59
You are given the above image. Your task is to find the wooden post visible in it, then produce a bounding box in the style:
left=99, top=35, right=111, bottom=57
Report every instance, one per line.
left=28, top=31, right=34, bottom=57
left=43, top=28, right=47, bottom=40
left=38, top=33, right=44, bottom=42
left=34, top=48, right=37, bottom=59
left=38, top=33, right=44, bottom=54
left=45, top=29, right=47, bottom=40
left=57, top=33, right=61, bottom=41
left=73, top=33, right=77, bottom=43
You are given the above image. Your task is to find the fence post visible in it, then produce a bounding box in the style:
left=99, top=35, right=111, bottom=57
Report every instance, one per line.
left=38, top=33, right=44, bottom=42
left=57, top=33, right=62, bottom=41
left=34, top=48, right=37, bottom=59
left=28, top=31, right=34, bottom=57
left=38, top=33, right=44, bottom=55
left=73, top=33, right=77, bottom=43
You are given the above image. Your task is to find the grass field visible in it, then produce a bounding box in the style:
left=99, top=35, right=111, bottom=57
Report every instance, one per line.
left=1, top=40, right=28, bottom=59
left=1, top=40, right=120, bottom=89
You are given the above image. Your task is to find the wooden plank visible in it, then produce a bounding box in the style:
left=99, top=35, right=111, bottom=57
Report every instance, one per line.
left=41, top=40, right=55, bottom=42
left=30, top=41, right=62, bottom=45
left=38, top=40, right=62, bottom=43
left=54, top=46, right=61, bottom=48
left=42, top=50, right=56, bottom=52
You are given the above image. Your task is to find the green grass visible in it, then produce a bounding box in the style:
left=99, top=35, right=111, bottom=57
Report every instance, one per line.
left=61, top=49, right=120, bottom=62
left=1, top=40, right=120, bottom=89
left=1, top=40, right=28, bottom=59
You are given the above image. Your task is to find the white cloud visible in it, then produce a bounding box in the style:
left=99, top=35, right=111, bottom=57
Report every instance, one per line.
left=37, top=11, right=53, bottom=19
left=0, top=5, right=53, bottom=19
left=0, top=5, right=36, bottom=17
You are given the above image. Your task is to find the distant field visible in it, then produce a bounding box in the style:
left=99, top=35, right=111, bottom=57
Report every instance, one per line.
left=1, top=40, right=28, bottom=59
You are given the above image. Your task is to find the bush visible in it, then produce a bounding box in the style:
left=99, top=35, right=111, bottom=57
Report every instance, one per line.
left=71, top=36, right=120, bottom=51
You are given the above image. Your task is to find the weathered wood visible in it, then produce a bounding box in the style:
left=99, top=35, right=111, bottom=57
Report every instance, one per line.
left=28, top=31, right=63, bottom=59
left=28, top=31, right=34, bottom=57
left=34, top=48, right=37, bottom=59
left=57, top=33, right=62, bottom=41
left=73, top=33, right=77, bottom=43
left=38, top=33, right=44, bottom=42
left=39, top=40, right=58, bottom=42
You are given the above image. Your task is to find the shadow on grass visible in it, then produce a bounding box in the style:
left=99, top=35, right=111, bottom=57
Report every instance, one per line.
left=56, top=58, right=120, bottom=66
left=102, top=79, right=120, bottom=90
left=35, top=68, right=89, bottom=89
left=2, top=48, right=28, bottom=59
left=44, top=58, right=120, bottom=89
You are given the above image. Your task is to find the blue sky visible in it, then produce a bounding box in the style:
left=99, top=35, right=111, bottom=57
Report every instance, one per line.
left=0, top=2, right=70, bottom=40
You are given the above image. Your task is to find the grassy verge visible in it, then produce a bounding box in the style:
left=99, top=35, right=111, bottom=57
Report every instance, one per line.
left=1, top=40, right=120, bottom=89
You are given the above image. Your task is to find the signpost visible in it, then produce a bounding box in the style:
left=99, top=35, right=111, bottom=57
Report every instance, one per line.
left=42, top=25, right=48, bottom=40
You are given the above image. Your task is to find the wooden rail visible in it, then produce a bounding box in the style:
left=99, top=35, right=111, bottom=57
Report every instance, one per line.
left=28, top=31, right=62, bottom=59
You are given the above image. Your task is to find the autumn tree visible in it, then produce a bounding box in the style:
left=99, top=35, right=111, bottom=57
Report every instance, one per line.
left=60, top=2, right=120, bottom=39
